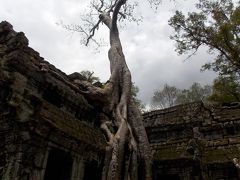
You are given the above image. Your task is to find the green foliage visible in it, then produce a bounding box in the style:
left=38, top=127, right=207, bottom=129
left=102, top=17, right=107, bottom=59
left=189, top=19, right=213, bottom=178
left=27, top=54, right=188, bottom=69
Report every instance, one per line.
left=169, top=0, right=240, bottom=76
left=208, top=74, right=240, bottom=104
left=131, top=83, right=146, bottom=112
left=79, top=70, right=100, bottom=83
left=152, top=84, right=180, bottom=109
left=152, top=82, right=212, bottom=109
left=78, top=70, right=145, bottom=111
left=176, top=83, right=212, bottom=105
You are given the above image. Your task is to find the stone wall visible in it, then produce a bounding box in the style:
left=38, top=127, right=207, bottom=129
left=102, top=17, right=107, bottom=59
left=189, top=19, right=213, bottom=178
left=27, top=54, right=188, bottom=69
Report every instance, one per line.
left=2, top=21, right=240, bottom=180
left=0, top=21, right=106, bottom=180
left=143, top=102, right=240, bottom=180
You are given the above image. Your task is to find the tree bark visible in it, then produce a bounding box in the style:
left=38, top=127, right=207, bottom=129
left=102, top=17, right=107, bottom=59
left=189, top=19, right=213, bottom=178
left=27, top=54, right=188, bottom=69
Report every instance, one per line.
left=77, top=0, right=153, bottom=179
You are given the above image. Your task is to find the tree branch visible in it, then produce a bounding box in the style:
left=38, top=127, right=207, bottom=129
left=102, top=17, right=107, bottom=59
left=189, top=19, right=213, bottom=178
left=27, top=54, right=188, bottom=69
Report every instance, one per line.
left=112, top=0, right=127, bottom=31
left=99, top=13, right=112, bottom=29
left=86, top=19, right=102, bottom=45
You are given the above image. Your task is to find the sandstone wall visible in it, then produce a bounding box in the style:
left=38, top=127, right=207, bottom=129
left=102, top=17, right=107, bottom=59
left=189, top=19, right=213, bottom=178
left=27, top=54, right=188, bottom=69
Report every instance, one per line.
left=2, top=20, right=240, bottom=180
left=0, top=21, right=106, bottom=180
left=143, top=102, right=240, bottom=179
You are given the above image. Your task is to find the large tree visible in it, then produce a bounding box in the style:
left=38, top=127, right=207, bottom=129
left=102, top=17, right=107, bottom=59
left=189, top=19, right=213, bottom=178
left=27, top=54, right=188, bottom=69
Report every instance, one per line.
left=208, top=74, right=240, bottom=104
left=65, top=0, right=162, bottom=180
left=176, top=82, right=212, bottom=104
left=169, top=0, right=240, bottom=76
left=151, top=82, right=212, bottom=109
left=152, top=84, right=180, bottom=109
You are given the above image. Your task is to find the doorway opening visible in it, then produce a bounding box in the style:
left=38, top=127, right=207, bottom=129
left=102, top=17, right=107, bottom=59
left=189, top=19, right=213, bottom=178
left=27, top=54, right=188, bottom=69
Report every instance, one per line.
left=157, top=174, right=180, bottom=180
left=44, top=149, right=73, bottom=180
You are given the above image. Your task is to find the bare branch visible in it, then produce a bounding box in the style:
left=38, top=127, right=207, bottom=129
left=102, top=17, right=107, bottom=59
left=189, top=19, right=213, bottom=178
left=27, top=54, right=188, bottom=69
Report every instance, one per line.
left=59, top=0, right=146, bottom=47
left=107, top=0, right=118, bottom=13
left=86, top=19, right=102, bottom=45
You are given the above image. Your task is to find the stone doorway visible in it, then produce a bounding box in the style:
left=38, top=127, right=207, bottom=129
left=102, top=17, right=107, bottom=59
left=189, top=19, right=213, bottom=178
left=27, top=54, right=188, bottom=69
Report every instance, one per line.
left=83, top=160, right=101, bottom=180
left=157, top=174, right=180, bottom=180
left=44, top=149, right=73, bottom=180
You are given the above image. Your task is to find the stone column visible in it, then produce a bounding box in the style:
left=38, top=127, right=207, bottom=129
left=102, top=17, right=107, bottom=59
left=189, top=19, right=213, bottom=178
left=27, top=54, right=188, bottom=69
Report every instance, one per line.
left=179, top=169, right=191, bottom=180
left=71, top=156, right=85, bottom=180
left=30, top=148, right=49, bottom=180
left=1, top=142, right=24, bottom=180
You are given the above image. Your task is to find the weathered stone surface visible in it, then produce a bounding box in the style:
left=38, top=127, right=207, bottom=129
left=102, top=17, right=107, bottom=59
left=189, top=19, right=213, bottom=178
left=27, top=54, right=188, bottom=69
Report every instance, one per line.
left=0, top=21, right=105, bottom=180
left=1, top=21, right=240, bottom=180
left=143, top=102, right=240, bottom=179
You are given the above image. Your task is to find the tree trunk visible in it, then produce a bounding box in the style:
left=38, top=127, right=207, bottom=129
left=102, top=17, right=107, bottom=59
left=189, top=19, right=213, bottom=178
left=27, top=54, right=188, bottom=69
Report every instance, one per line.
left=75, top=0, right=153, bottom=179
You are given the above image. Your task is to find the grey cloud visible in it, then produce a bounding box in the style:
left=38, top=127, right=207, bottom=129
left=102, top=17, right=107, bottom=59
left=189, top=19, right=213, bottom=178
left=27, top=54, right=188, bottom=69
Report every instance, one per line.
left=133, top=49, right=217, bottom=105
left=0, top=0, right=217, bottom=106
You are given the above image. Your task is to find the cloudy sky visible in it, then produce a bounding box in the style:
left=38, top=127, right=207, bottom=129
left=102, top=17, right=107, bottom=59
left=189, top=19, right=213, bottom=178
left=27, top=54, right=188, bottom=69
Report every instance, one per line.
left=0, top=0, right=217, bottom=105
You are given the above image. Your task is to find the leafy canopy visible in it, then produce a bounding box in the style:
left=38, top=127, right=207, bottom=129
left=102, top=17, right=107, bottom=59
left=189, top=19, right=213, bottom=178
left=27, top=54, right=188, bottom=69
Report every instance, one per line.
left=152, top=84, right=180, bottom=109
left=208, top=74, right=240, bottom=104
left=152, top=82, right=212, bottom=109
left=169, top=0, right=240, bottom=76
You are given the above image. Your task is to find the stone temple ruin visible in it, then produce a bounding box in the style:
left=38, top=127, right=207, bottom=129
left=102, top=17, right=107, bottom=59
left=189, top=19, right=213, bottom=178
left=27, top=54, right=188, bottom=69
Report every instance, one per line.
left=1, top=21, right=240, bottom=180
